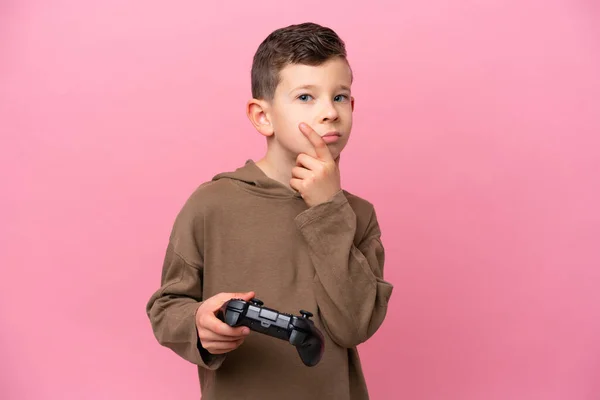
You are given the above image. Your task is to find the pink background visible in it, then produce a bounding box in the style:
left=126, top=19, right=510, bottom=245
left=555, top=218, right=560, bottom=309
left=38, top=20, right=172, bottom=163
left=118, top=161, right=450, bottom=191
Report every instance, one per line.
left=1, top=0, right=599, bottom=399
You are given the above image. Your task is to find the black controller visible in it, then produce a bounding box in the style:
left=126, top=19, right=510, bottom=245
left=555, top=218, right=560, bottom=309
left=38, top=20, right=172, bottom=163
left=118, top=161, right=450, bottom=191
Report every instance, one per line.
left=217, top=298, right=324, bottom=367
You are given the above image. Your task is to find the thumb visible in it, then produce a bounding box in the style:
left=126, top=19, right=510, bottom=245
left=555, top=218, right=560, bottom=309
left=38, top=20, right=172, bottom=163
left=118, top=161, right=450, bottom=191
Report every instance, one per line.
left=215, top=291, right=254, bottom=302
left=233, top=291, right=255, bottom=301
left=208, top=291, right=255, bottom=313
left=224, top=291, right=255, bottom=310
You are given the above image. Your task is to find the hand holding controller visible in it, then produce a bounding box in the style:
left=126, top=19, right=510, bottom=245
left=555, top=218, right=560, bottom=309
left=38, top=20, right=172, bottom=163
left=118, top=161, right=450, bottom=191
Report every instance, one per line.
left=195, top=291, right=255, bottom=355
left=217, top=297, right=325, bottom=367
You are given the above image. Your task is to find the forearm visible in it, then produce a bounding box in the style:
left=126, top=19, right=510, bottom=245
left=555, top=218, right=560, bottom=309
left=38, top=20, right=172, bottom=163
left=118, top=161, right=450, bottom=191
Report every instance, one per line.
left=146, top=244, right=225, bottom=369
left=295, top=191, right=394, bottom=348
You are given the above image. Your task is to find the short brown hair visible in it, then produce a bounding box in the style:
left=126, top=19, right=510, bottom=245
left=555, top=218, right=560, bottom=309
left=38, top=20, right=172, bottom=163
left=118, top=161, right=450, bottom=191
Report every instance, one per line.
left=251, top=22, right=349, bottom=100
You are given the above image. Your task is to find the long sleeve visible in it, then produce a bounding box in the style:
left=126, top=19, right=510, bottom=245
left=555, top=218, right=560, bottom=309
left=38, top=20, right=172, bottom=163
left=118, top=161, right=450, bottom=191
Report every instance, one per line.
left=294, top=190, right=394, bottom=349
left=145, top=199, right=226, bottom=370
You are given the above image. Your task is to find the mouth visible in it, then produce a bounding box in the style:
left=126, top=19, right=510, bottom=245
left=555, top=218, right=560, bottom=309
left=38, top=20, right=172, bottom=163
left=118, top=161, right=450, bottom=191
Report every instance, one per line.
left=321, top=131, right=341, bottom=144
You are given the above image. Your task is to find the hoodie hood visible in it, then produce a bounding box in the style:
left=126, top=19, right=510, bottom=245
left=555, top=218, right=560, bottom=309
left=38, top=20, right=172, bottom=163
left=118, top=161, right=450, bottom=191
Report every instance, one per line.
left=212, top=159, right=302, bottom=199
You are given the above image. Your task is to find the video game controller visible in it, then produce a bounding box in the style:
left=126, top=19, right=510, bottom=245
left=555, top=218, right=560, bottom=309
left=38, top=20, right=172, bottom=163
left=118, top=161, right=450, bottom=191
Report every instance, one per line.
left=217, top=297, right=324, bottom=367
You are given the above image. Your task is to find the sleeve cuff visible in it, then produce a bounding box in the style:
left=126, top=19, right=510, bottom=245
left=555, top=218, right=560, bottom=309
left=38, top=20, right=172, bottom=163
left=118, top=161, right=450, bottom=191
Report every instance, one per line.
left=294, top=190, right=349, bottom=228
left=187, top=302, right=227, bottom=370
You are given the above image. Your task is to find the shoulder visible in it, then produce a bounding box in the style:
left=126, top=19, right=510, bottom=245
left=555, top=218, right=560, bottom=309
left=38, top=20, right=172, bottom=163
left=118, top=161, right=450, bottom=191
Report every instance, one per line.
left=166, top=177, right=242, bottom=259
left=169, top=178, right=237, bottom=235
left=179, top=178, right=237, bottom=215
left=342, top=189, right=376, bottom=220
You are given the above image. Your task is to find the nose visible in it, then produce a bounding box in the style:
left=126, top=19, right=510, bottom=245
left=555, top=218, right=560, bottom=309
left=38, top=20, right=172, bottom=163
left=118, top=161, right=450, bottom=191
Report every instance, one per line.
left=319, top=100, right=339, bottom=123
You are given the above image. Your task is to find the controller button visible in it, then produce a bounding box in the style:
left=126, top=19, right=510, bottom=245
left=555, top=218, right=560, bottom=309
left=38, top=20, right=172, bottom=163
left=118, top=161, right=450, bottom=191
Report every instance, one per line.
left=259, top=308, right=278, bottom=321
left=250, top=298, right=264, bottom=306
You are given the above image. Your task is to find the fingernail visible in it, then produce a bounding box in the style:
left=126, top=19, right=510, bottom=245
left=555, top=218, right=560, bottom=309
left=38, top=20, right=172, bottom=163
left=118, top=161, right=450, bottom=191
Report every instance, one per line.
left=242, top=328, right=250, bottom=335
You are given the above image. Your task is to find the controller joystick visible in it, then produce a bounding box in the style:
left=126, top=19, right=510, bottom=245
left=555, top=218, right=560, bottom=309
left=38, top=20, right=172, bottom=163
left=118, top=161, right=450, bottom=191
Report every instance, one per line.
left=250, top=298, right=264, bottom=306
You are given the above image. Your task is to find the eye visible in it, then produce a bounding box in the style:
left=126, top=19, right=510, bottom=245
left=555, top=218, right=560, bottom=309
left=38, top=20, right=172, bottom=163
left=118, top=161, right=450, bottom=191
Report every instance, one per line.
left=297, top=94, right=313, bottom=102
left=334, top=94, right=349, bottom=102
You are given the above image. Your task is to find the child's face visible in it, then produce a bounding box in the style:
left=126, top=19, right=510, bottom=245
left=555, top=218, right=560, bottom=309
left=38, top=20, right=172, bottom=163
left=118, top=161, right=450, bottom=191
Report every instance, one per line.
left=267, top=57, right=354, bottom=160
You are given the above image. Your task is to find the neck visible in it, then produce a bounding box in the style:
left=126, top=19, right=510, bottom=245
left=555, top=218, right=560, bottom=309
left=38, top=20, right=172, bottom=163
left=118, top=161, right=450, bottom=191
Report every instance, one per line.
left=254, top=148, right=297, bottom=190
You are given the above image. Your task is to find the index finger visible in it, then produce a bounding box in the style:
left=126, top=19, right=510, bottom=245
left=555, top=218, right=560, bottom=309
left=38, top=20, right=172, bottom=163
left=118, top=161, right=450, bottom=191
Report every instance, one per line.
left=299, top=122, right=333, bottom=161
left=206, top=312, right=249, bottom=337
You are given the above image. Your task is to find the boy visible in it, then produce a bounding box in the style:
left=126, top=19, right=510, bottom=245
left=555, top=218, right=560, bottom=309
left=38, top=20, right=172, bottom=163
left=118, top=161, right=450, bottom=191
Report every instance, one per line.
left=146, top=22, right=394, bottom=399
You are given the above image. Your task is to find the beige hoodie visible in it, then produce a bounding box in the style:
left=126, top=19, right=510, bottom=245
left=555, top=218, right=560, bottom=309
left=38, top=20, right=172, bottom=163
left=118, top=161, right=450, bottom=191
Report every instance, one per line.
left=146, top=159, right=394, bottom=400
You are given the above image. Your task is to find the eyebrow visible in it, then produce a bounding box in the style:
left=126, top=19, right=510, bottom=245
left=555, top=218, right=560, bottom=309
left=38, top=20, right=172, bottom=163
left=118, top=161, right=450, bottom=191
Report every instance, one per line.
left=289, top=84, right=351, bottom=94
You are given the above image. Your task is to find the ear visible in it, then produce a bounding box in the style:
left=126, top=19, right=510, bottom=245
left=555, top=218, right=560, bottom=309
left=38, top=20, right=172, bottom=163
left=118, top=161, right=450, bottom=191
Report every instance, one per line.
left=351, top=96, right=355, bottom=112
left=246, top=98, right=274, bottom=137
